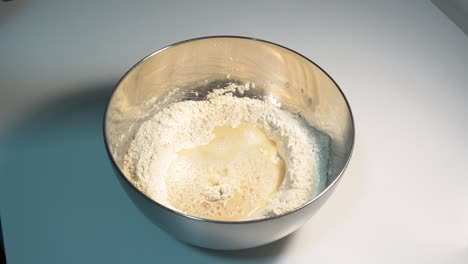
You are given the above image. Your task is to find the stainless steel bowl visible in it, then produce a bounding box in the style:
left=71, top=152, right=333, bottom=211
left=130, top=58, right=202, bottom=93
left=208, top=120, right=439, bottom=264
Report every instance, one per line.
left=104, top=36, right=355, bottom=250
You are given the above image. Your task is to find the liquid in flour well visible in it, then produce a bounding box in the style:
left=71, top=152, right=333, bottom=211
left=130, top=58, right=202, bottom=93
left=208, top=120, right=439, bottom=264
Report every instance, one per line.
left=165, top=123, right=285, bottom=221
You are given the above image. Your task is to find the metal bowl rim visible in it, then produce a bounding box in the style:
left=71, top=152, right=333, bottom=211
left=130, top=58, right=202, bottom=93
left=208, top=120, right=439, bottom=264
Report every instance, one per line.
left=103, top=35, right=356, bottom=224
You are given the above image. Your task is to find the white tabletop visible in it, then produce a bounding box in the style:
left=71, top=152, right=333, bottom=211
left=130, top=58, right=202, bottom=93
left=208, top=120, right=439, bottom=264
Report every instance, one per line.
left=1, top=1, right=467, bottom=263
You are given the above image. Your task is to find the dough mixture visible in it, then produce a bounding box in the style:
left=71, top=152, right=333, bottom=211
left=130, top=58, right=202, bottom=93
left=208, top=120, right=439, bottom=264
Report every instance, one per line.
left=124, top=83, right=330, bottom=220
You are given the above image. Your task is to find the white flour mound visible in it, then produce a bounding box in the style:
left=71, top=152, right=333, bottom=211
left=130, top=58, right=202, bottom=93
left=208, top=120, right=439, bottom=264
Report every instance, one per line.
left=124, top=83, right=330, bottom=219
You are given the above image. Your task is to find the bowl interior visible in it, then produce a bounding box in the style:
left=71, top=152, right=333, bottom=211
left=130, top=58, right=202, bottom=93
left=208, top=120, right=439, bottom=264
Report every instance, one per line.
left=105, top=37, right=354, bottom=208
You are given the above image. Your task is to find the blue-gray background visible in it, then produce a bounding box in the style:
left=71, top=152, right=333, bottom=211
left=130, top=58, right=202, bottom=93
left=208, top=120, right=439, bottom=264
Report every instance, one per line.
left=1, top=1, right=467, bottom=263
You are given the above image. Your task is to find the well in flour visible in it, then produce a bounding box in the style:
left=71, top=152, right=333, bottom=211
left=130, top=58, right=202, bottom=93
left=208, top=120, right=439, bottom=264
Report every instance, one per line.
left=124, top=83, right=330, bottom=220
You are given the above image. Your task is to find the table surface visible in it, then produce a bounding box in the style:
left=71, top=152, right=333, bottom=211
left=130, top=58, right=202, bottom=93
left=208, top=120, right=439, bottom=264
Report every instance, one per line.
left=1, top=1, right=467, bottom=263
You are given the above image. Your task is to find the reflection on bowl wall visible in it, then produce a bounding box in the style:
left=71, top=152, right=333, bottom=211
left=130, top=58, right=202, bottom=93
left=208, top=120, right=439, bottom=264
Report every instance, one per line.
left=104, top=36, right=355, bottom=250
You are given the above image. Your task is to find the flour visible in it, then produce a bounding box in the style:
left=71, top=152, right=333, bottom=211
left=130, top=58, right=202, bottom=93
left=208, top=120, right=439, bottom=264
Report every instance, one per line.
left=124, top=83, right=330, bottom=220
left=206, top=82, right=250, bottom=99
left=204, top=183, right=233, bottom=202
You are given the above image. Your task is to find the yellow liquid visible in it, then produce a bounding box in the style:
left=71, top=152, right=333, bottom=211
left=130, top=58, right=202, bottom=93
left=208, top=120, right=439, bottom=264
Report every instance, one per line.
left=165, top=123, right=285, bottom=220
